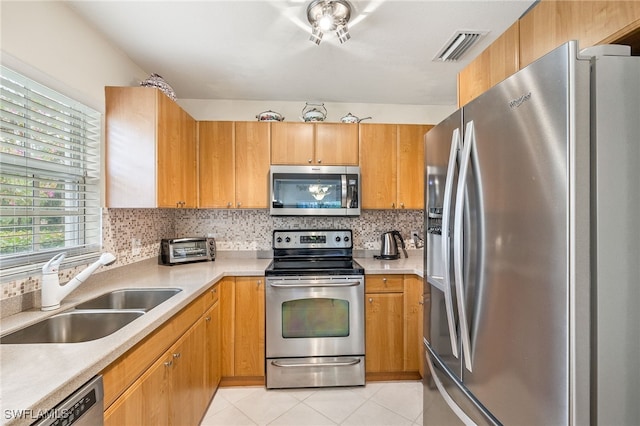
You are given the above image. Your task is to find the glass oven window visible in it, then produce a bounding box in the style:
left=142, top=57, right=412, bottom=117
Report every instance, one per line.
left=282, top=298, right=349, bottom=338
left=272, top=174, right=342, bottom=208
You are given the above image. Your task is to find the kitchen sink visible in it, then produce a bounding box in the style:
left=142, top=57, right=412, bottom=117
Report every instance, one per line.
left=74, top=288, right=182, bottom=311
left=0, top=310, right=145, bottom=344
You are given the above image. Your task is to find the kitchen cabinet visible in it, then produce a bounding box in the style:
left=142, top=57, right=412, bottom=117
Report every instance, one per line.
left=102, top=282, right=220, bottom=425
left=366, top=275, right=404, bottom=374
left=365, top=274, right=424, bottom=380
left=220, top=276, right=265, bottom=385
left=458, top=21, right=520, bottom=107
left=105, top=86, right=196, bottom=208
left=204, top=292, right=221, bottom=400
left=104, top=316, right=206, bottom=426
left=198, top=121, right=270, bottom=208
left=519, top=0, right=640, bottom=68
left=271, top=122, right=359, bottom=165
left=360, top=124, right=431, bottom=209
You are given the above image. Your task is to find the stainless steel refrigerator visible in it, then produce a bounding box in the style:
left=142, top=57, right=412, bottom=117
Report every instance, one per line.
left=423, top=41, right=640, bottom=426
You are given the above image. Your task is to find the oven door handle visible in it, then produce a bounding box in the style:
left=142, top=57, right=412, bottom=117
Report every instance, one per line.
left=268, top=280, right=362, bottom=288
left=271, top=358, right=361, bottom=368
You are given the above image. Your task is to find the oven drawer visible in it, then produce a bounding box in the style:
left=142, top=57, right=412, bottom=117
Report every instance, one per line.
left=266, top=356, right=365, bottom=389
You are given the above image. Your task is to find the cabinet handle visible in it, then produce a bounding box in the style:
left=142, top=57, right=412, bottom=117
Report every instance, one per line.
left=317, top=159, right=322, bottom=164
left=227, top=202, right=232, bottom=208
left=211, top=288, right=217, bottom=294
left=392, top=203, right=396, bottom=209
left=400, top=202, right=405, bottom=208
left=257, top=280, right=262, bottom=287
left=237, top=202, right=242, bottom=208
left=205, top=316, right=211, bottom=322
left=382, top=277, right=387, bottom=283
left=173, top=353, right=181, bottom=359
left=308, top=159, right=312, bottom=163
left=164, top=360, right=173, bottom=367
left=368, top=298, right=373, bottom=303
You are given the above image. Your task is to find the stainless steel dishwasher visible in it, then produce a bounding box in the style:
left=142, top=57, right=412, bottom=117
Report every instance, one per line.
left=32, top=376, right=104, bottom=426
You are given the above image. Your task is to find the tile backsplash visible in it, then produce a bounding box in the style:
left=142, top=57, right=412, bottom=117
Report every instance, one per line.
left=1, top=208, right=422, bottom=316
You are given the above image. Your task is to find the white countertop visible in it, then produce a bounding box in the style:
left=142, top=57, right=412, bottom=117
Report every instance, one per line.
left=0, top=252, right=423, bottom=426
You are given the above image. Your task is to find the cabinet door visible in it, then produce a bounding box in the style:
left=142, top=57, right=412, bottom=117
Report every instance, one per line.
left=170, top=319, right=207, bottom=426
left=104, top=353, right=171, bottom=426
left=234, top=277, right=265, bottom=377
left=365, top=292, right=404, bottom=373
left=235, top=122, right=270, bottom=208
left=458, top=22, right=520, bottom=107
left=403, top=275, right=424, bottom=374
left=397, top=124, right=430, bottom=210
left=519, top=1, right=640, bottom=68
left=315, top=123, right=359, bottom=165
left=360, top=124, right=397, bottom=209
left=219, top=277, right=236, bottom=377
left=198, top=121, right=235, bottom=208
left=157, top=93, right=197, bottom=208
left=105, top=86, right=157, bottom=208
left=205, top=301, right=221, bottom=399
left=271, top=122, right=314, bottom=164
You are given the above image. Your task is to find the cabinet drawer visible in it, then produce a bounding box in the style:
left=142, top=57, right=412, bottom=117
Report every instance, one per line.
left=204, top=283, right=220, bottom=307
left=365, top=275, right=404, bottom=293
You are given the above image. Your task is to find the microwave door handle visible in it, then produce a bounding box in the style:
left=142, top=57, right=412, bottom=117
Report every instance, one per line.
left=439, top=127, right=462, bottom=359
left=453, top=120, right=475, bottom=373
left=341, top=174, right=347, bottom=207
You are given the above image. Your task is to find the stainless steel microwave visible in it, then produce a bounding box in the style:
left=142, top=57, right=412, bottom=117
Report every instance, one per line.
left=270, top=165, right=360, bottom=216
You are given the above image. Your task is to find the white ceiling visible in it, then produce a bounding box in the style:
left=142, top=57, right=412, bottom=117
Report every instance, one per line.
left=67, top=0, right=536, bottom=106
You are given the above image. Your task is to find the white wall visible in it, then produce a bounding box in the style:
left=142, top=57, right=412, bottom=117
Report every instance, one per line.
left=179, top=99, right=455, bottom=125
left=1, top=1, right=455, bottom=125
left=1, top=1, right=148, bottom=113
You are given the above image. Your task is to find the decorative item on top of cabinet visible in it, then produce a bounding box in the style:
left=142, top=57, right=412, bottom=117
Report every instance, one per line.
left=359, top=123, right=432, bottom=209
left=270, top=122, right=358, bottom=165
left=105, top=86, right=196, bottom=208
left=198, top=121, right=270, bottom=208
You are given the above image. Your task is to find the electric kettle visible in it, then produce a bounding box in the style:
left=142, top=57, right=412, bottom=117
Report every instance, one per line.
left=376, top=231, right=408, bottom=260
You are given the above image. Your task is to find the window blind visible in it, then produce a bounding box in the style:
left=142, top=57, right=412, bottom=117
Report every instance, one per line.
left=0, top=66, right=102, bottom=273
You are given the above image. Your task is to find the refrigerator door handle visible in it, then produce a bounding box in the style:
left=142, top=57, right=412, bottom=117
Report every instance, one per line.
left=439, top=127, right=462, bottom=359
left=453, top=120, right=475, bottom=373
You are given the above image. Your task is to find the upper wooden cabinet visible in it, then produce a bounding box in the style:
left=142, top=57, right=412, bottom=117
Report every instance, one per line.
left=271, top=122, right=359, bottom=165
left=105, top=86, right=196, bottom=208
left=198, top=121, right=270, bottom=209
left=360, top=124, right=431, bottom=210
left=458, top=22, right=520, bottom=107
left=519, top=0, right=640, bottom=68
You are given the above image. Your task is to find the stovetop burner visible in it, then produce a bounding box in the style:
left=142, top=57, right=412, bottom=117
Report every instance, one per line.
left=265, top=229, right=363, bottom=276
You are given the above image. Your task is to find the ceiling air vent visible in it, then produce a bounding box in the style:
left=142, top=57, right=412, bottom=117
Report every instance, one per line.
left=433, top=31, right=487, bottom=62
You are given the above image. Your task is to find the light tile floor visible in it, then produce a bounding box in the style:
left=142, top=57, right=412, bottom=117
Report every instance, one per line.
left=200, top=381, right=423, bottom=426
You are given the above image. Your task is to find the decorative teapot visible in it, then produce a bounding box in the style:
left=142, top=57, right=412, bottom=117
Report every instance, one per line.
left=340, top=112, right=372, bottom=123
left=301, top=102, right=327, bottom=122
left=256, top=110, right=284, bottom=122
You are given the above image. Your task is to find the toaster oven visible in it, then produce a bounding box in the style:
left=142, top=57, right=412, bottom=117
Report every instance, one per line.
left=160, top=237, right=216, bottom=265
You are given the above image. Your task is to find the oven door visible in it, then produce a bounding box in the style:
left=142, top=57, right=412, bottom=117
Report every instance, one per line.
left=265, top=275, right=365, bottom=358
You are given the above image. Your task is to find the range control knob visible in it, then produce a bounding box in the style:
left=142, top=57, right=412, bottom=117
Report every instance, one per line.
left=285, top=237, right=291, bottom=243
left=276, top=237, right=282, bottom=243
left=344, top=236, right=350, bottom=242
left=335, top=236, right=341, bottom=242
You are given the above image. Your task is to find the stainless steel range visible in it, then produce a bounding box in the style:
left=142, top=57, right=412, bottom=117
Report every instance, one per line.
left=265, top=229, right=365, bottom=389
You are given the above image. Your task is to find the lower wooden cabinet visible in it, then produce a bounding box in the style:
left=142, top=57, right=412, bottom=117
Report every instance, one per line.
left=103, top=283, right=220, bottom=425
left=365, top=274, right=425, bottom=381
left=220, top=276, right=265, bottom=386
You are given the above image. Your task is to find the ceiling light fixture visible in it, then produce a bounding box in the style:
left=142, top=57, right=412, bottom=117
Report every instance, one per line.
left=307, top=0, right=352, bottom=45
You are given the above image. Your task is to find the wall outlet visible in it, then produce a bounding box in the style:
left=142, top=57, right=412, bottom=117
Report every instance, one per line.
left=131, top=238, right=141, bottom=256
